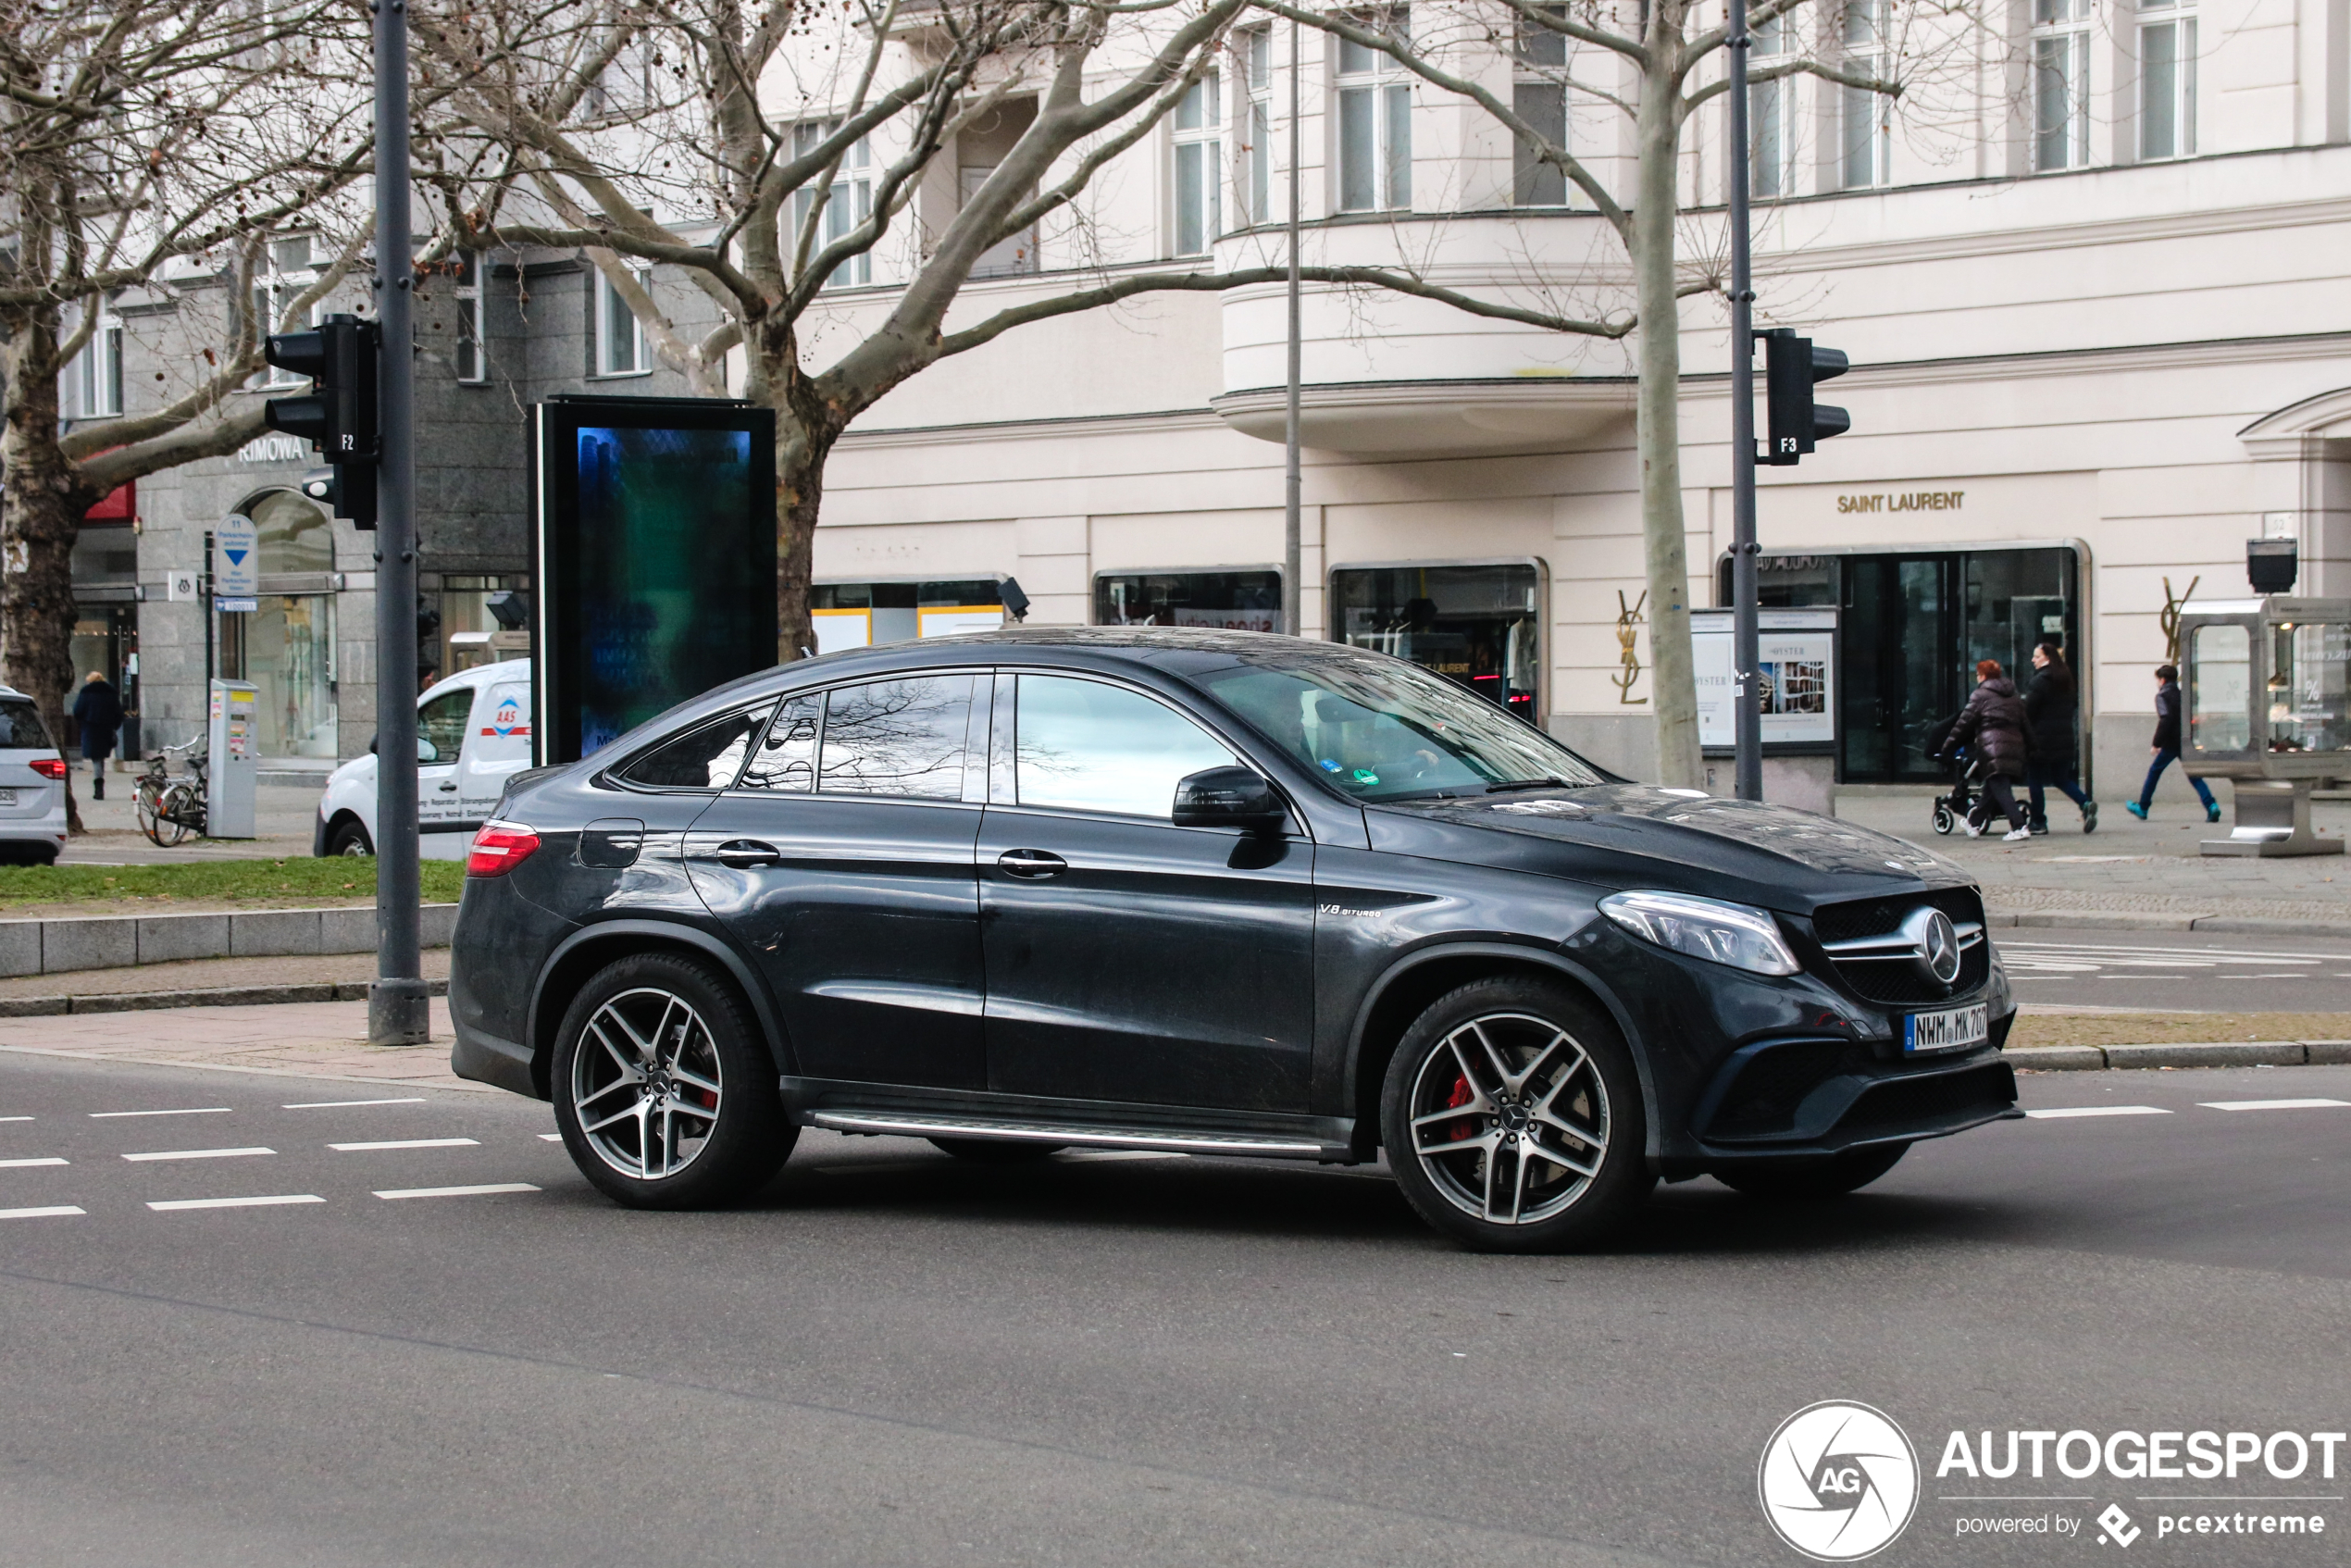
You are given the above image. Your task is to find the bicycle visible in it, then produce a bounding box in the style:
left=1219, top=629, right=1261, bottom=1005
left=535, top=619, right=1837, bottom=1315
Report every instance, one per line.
left=133, top=740, right=208, bottom=846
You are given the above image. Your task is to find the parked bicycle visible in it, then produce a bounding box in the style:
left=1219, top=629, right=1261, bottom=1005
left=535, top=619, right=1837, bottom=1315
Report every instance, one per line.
left=133, top=740, right=207, bottom=846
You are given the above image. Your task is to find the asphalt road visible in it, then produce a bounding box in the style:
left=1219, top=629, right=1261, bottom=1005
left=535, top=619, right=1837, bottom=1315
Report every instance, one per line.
left=1, top=1052, right=2346, bottom=1567
left=1993, top=926, right=2351, bottom=1015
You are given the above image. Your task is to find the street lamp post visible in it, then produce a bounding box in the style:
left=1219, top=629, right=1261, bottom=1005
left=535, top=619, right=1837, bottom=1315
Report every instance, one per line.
left=1282, top=18, right=1303, bottom=639
left=1727, top=0, right=1763, bottom=803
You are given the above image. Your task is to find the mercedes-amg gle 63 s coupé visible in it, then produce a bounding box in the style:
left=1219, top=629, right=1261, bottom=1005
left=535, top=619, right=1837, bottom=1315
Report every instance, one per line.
left=449, top=629, right=2019, bottom=1251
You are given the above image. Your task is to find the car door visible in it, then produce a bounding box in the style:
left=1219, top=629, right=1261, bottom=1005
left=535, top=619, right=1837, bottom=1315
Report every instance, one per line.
left=685, top=672, right=989, bottom=1090
left=416, top=683, right=474, bottom=857
left=976, top=671, right=1315, bottom=1113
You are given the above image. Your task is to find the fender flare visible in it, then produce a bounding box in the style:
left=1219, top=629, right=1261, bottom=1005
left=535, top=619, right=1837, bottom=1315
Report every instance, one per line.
left=1343, top=940, right=1663, bottom=1163
left=529, top=917, right=795, bottom=1084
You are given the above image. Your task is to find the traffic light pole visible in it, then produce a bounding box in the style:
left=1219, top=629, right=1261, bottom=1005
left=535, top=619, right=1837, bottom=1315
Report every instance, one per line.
left=1726, top=0, right=1763, bottom=804
left=369, top=0, right=427, bottom=1046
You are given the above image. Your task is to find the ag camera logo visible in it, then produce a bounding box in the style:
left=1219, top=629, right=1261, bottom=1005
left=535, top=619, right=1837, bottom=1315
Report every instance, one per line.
left=1760, top=1400, right=1921, bottom=1561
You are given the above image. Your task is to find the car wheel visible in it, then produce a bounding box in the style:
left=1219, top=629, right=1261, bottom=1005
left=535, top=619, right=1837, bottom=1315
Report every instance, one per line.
left=1381, top=977, right=1652, bottom=1253
left=927, top=1138, right=1067, bottom=1163
left=1712, top=1142, right=1909, bottom=1200
left=552, top=952, right=794, bottom=1209
left=326, top=818, right=373, bottom=856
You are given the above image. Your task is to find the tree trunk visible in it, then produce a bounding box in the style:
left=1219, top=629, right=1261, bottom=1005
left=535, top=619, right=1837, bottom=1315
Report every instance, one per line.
left=775, top=419, right=827, bottom=665
left=0, top=312, right=97, bottom=834
left=1631, top=50, right=1703, bottom=790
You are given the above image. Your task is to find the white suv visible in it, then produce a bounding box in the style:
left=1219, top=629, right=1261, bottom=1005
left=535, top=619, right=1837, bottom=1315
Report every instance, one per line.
left=314, top=660, right=534, bottom=859
left=0, top=686, right=70, bottom=864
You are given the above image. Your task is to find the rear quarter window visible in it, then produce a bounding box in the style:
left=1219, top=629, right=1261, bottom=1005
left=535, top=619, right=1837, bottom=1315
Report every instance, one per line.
left=0, top=700, right=51, bottom=750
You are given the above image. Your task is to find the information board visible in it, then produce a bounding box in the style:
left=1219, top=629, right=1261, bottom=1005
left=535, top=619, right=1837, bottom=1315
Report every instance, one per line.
left=1692, top=608, right=1838, bottom=753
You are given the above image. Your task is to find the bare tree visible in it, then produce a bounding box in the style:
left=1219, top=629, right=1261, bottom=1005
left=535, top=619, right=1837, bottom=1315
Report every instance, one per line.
left=0, top=0, right=379, bottom=827
left=1257, top=0, right=1937, bottom=788
left=416, top=0, right=1635, bottom=659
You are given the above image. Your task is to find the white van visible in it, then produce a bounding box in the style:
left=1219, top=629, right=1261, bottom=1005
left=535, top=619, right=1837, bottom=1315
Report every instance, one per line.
left=0, top=685, right=69, bottom=865
left=313, top=659, right=534, bottom=860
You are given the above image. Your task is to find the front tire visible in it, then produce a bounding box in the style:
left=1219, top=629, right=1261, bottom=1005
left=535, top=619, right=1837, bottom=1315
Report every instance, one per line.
left=553, top=952, right=794, bottom=1209
left=326, top=817, right=374, bottom=857
left=1712, top=1142, right=1909, bottom=1200
left=1382, top=977, right=1652, bottom=1253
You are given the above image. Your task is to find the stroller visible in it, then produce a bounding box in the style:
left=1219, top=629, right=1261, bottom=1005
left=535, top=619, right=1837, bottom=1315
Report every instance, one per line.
left=1922, top=709, right=1990, bottom=837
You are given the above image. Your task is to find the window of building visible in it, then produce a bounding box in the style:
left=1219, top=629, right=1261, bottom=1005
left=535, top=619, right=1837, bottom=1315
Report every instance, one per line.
left=1330, top=563, right=1541, bottom=720
left=792, top=120, right=874, bottom=288
left=1173, top=68, right=1224, bottom=256
left=811, top=580, right=1004, bottom=653
left=2139, top=0, right=2197, bottom=160
left=1094, top=569, right=1284, bottom=632
left=454, top=252, right=487, bottom=382
left=1014, top=675, right=1238, bottom=819
left=819, top=675, right=975, bottom=799
left=1512, top=6, right=1568, bottom=206
left=1750, top=13, right=1792, bottom=200
left=1238, top=27, right=1275, bottom=226
left=69, top=299, right=123, bottom=417
left=1839, top=2, right=1890, bottom=189
left=594, top=265, right=648, bottom=377
left=1336, top=7, right=1412, bottom=213
left=959, top=98, right=1041, bottom=278
left=2034, top=0, right=2092, bottom=171
left=252, top=237, right=320, bottom=388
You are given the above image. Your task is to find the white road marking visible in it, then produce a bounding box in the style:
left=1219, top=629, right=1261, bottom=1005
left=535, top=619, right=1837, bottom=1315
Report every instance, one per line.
left=120, top=1147, right=275, bottom=1162
left=146, top=1194, right=323, bottom=1212
left=2197, top=1099, right=2351, bottom=1113
left=0, top=1115, right=31, bottom=1123
left=0, top=1156, right=67, bottom=1168
left=2024, top=1106, right=2172, bottom=1119
left=284, top=1098, right=429, bottom=1110
left=372, top=1183, right=540, bottom=1201
left=328, top=1138, right=479, bottom=1151
left=90, top=1107, right=231, bottom=1119
left=0, top=1205, right=83, bottom=1219
left=539, top=1133, right=563, bottom=1141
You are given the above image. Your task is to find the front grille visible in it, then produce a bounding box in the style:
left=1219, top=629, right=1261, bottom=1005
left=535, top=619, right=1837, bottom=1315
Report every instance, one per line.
left=1707, top=1039, right=1858, bottom=1138
left=1812, top=886, right=1984, bottom=944
left=1812, top=887, right=1990, bottom=1005
left=1834, top=1062, right=2016, bottom=1138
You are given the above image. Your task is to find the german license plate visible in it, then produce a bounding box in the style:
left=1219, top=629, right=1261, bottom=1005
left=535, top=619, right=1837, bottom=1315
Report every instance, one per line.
left=1904, top=1002, right=1988, bottom=1054
left=0, top=789, right=17, bottom=806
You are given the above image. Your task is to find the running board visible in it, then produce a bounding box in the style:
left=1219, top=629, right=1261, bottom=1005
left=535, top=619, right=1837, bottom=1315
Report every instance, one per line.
left=803, top=1109, right=1339, bottom=1160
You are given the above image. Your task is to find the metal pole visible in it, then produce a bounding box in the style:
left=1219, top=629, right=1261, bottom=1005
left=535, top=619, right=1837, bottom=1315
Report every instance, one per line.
left=1282, top=18, right=1303, bottom=638
left=1728, top=0, right=1762, bottom=803
left=369, top=0, right=427, bottom=1045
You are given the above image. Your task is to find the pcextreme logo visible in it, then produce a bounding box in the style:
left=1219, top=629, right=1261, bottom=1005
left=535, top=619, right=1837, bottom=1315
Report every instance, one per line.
left=1759, top=1401, right=1922, bottom=1562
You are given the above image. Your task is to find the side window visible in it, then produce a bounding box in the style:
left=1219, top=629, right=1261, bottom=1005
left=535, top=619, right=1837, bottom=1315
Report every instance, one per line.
left=1014, top=674, right=1237, bottom=818
left=473, top=683, right=531, bottom=762
left=0, top=699, right=50, bottom=749
left=818, top=676, right=973, bottom=799
left=614, top=703, right=774, bottom=790
left=738, top=692, right=821, bottom=791
left=417, top=688, right=474, bottom=764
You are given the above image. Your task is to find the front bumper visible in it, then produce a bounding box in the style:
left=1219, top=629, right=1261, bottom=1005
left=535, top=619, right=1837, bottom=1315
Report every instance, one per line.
left=1686, top=1040, right=2020, bottom=1170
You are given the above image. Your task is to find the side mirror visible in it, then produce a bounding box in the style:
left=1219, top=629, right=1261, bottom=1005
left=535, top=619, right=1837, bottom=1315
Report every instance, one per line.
left=417, top=736, right=440, bottom=764
left=1172, top=765, right=1286, bottom=832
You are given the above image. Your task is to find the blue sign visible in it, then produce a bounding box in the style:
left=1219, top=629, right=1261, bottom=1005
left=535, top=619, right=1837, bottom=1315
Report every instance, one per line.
left=214, top=512, right=259, bottom=598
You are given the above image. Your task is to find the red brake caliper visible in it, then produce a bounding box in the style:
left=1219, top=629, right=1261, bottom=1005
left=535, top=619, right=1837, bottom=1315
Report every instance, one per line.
left=1445, top=1073, right=1475, bottom=1140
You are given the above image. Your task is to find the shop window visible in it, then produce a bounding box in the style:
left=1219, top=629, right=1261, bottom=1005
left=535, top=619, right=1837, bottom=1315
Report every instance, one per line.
left=1094, top=570, right=1283, bottom=632
left=437, top=573, right=528, bottom=673
left=1331, top=564, right=1540, bottom=720
left=1512, top=6, right=1567, bottom=206
left=1336, top=7, right=1412, bottom=213
left=812, top=580, right=1003, bottom=653
left=2139, top=1, right=2197, bottom=161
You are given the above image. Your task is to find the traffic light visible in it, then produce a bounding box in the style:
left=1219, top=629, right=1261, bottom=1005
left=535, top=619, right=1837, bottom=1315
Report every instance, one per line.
left=265, top=313, right=380, bottom=527
left=1761, top=329, right=1849, bottom=467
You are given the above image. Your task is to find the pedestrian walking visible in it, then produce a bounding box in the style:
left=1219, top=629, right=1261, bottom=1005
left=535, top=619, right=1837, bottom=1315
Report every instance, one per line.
left=2124, top=663, right=2220, bottom=823
left=2022, top=641, right=2096, bottom=834
left=1943, top=659, right=2034, bottom=840
left=69, top=669, right=122, bottom=801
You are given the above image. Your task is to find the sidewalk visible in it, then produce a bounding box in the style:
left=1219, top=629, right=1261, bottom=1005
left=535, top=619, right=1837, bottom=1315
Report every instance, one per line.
left=0, top=998, right=481, bottom=1090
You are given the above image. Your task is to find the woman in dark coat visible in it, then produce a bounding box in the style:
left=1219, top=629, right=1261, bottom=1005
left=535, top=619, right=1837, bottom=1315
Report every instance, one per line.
left=1945, top=658, right=2033, bottom=840
left=2022, top=642, right=2096, bottom=834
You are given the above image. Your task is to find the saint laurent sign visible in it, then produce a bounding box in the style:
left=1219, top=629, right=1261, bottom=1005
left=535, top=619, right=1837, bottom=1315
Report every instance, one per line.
left=1837, top=490, right=1964, bottom=514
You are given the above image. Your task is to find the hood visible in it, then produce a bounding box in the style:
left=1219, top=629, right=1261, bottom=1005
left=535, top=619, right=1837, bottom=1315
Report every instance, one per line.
left=1369, top=784, right=1966, bottom=912
left=1980, top=678, right=2019, bottom=698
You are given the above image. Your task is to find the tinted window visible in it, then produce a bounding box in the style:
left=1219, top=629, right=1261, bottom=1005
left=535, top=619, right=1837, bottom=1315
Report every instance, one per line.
left=819, top=677, right=973, bottom=798
left=616, top=703, right=773, bottom=789
left=1015, top=675, right=1236, bottom=818
left=738, top=692, right=820, bottom=791
left=417, top=688, right=473, bottom=765
left=0, top=700, right=49, bottom=750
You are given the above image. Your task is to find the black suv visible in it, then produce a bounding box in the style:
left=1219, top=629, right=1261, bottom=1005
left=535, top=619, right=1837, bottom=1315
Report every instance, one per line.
left=450, top=628, right=2018, bottom=1251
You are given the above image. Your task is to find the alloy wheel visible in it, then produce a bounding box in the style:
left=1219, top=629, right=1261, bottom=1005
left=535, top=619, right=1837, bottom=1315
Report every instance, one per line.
left=1405, top=1012, right=1611, bottom=1226
left=569, top=986, right=726, bottom=1181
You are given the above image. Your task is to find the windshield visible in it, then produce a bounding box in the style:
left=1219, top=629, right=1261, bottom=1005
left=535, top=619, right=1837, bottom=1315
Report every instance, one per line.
left=1193, top=655, right=1610, bottom=801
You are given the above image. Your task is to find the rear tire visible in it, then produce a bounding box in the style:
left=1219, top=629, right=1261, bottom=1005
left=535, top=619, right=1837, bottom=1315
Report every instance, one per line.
left=1381, top=976, right=1652, bottom=1253
left=553, top=952, right=793, bottom=1209
left=927, top=1138, right=1066, bottom=1163
left=1712, top=1142, right=1909, bottom=1200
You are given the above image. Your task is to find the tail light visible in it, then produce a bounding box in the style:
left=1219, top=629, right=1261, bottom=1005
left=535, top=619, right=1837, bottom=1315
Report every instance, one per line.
left=30, top=758, right=66, bottom=780
left=466, top=819, right=541, bottom=877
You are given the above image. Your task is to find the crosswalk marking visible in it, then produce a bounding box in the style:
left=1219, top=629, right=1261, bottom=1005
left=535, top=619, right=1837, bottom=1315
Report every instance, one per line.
left=2196, top=1099, right=2351, bottom=1113
left=2025, top=1106, right=2171, bottom=1119
left=0, top=1156, right=67, bottom=1168
left=121, top=1147, right=274, bottom=1162
left=328, top=1139, right=479, bottom=1152
left=146, top=1194, right=323, bottom=1212
left=372, top=1183, right=540, bottom=1201
left=0, top=1205, right=83, bottom=1219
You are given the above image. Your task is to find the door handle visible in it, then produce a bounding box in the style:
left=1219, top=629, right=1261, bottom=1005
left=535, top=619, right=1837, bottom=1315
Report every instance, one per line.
left=714, top=840, right=784, bottom=869
left=997, top=849, right=1067, bottom=879
left=437, top=783, right=458, bottom=792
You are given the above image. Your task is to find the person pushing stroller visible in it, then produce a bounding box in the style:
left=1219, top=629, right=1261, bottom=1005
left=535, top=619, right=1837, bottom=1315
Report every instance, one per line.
left=1939, top=659, right=2034, bottom=841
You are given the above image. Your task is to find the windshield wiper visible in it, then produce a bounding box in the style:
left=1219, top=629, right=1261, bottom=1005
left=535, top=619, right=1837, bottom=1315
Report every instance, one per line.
left=1485, top=777, right=1569, bottom=793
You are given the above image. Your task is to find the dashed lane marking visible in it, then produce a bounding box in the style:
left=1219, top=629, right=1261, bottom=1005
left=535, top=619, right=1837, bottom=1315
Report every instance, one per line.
left=329, top=1139, right=479, bottom=1151
left=146, top=1194, right=323, bottom=1212
left=0, top=1157, right=67, bottom=1168
left=373, top=1183, right=541, bottom=1201
left=90, top=1107, right=231, bottom=1120
left=284, top=1098, right=429, bottom=1110
left=2197, top=1099, right=2351, bottom=1113
left=0, top=1116, right=31, bottom=1124
left=2024, top=1106, right=2173, bottom=1119
left=0, top=1205, right=83, bottom=1219
left=120, top=1147, right=274, bottom=1162
left=539, top=1133, right=563, bottom=1141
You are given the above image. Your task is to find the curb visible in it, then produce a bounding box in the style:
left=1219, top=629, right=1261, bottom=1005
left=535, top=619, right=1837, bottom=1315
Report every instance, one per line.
left=1986, top=910, right=2351, bottom=939
left=0, top=904, right=459, bottom=979
left=0, top=977, right=452, bottom=1017
left=2009, top=1039, right=2351, bottom=1072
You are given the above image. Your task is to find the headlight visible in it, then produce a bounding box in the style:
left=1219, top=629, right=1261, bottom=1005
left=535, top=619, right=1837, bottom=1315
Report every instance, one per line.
left=1598, top=890, right=1800, bottom=977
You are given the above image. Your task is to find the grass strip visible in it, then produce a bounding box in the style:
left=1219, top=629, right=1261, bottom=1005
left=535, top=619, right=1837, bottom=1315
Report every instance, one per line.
left=0, top=858, right=466, bottom=911
left=2009, top=1010, right=2351, bottom=1048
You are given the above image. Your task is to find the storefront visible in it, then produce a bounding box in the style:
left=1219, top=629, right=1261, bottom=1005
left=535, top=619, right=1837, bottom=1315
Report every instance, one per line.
left=227, top=489, right=341, bottom=760
left=1332, top=562, right=1543, bottom=722
left=811, top=579, right=1005, bottom=653
left=1094, top=568, right=1284, bottom=631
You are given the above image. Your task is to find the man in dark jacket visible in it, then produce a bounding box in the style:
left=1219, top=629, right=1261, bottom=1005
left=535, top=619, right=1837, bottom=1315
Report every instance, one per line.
left=1945, top=659, right=2033, bottom=840
left=69, top=670, right=122, bottom=801
left=2125, top=664, right=2220, bottom=822
left=2022, top=641, right=2096, bottom=834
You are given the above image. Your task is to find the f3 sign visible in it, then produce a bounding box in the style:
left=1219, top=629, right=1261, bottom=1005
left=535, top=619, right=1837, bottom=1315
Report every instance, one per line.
left=1762, top=329, right=1850, bottom=466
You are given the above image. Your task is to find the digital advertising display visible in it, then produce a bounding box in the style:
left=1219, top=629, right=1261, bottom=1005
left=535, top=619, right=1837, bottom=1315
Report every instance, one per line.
left=530, top=396, right=777, bottom=764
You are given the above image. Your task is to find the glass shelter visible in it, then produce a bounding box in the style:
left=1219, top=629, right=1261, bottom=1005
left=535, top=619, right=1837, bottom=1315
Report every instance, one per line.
left=2179, top=596, right=2351, bottom=857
